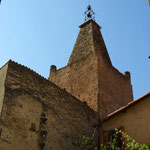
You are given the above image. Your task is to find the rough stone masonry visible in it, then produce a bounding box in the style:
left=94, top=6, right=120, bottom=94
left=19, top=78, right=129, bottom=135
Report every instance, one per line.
left=0, top=60, right=97, bottom=150
left=49, top=19, right=133, bottom=118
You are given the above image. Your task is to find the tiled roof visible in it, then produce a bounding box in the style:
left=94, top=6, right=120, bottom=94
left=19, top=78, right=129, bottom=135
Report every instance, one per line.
left=102, top=92, right=150, bottom=122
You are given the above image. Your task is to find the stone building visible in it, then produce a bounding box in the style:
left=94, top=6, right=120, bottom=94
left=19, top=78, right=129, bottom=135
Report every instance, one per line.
left=0, top=60, right=97, bottom=150
left=49, top=19, right=133, bottom=118
left=0, top=12, right=149, bottom=149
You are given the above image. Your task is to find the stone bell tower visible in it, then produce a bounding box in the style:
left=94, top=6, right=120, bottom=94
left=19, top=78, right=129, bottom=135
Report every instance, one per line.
left=48, top=6, right=133, bottom=117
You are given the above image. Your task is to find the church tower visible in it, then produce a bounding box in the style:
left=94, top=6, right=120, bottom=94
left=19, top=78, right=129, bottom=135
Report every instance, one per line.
left=48, top=6, right=133, bottom=117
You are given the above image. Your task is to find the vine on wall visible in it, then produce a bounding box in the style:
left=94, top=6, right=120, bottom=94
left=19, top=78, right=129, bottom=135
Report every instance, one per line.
left=76, top=128, right=149, bottom=150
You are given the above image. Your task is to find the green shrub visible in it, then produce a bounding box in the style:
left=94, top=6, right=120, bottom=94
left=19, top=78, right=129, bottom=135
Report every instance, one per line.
left=76, top=129, right=149, bottom=150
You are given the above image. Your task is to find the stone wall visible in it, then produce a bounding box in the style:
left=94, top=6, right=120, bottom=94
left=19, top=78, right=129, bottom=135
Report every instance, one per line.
left=49, top=52, right=98, bottom=112
left=49, top=20, right=133, bottom=118
left=98, top=62, right=133, bottom=117
left=49, top=52, right=133, bottom=118
left=0, top=60, right=97, bottom=150
left=68, top=20, right=94, bottom=65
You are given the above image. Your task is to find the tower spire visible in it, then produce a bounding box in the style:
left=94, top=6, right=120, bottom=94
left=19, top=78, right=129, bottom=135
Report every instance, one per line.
left=84, top=4, right=95, bottom=22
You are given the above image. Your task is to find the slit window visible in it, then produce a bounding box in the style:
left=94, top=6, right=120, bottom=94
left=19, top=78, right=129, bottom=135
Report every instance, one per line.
left=30, top=123, right=36, bottom=132
left=0, top=128, right=2, bottom=137
left=103, top=127, right=124, bottom=149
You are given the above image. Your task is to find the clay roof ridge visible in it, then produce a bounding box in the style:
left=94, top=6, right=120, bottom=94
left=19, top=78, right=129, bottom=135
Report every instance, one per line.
left=102, top=92, right=150, bottom=122
left=7, top=60, right=94, bottom=111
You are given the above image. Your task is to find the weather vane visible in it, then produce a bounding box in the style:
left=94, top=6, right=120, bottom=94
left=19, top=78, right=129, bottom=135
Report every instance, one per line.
left=84, top=4, right=95, bottom=22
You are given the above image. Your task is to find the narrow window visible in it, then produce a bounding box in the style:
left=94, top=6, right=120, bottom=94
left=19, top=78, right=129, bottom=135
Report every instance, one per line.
left=106, top=127, right=123, bottom=149
left=30, top=123, right=36, bottom=132
left=0, top=128, right=2, bottom=137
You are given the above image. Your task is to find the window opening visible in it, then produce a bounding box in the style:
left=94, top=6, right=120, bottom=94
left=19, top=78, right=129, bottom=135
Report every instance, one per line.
left=104, top=127, right=123, bottom=149
left=30, top=123, right=36, bottom=132
left=0, top=128, right=2, bottom=137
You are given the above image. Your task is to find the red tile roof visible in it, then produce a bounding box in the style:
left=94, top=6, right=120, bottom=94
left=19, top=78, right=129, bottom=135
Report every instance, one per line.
left=102, top=92, right=150, bottom=122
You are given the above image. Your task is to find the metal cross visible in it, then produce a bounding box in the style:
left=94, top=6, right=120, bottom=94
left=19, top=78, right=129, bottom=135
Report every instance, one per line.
left=84, top=4, right=95, bottom=22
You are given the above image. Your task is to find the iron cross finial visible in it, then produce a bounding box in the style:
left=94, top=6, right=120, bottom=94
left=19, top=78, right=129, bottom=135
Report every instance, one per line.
left=84, top=4, right=95, bottom=22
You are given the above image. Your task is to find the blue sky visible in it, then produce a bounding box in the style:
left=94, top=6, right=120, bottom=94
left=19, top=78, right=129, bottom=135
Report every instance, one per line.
left=0, top=0, right=149, bottom=100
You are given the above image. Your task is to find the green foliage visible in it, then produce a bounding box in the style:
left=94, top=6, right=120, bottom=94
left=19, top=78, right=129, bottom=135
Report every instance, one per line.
left=76, top=129, right=150, bottom=150
left=120, top=130, right=149, bottom=150
left=76, top=136, right=95, bottom=150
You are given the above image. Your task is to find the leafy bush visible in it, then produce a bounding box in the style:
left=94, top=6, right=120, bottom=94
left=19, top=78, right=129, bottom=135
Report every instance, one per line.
left=76, top=129, right=149, bottom=150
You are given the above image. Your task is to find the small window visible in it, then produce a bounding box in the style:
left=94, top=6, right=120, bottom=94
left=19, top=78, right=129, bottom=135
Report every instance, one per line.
left=103, top=127, right=123, bottom=149
left=30, top=123, right=36, bottom=132
left=109, top=129, right=122, bottom=148
left=0, top=128, right=2, bottom=137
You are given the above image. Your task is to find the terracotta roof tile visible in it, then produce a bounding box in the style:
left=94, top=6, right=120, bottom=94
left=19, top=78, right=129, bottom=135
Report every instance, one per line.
left=102, top=92, right=150, bottom=122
